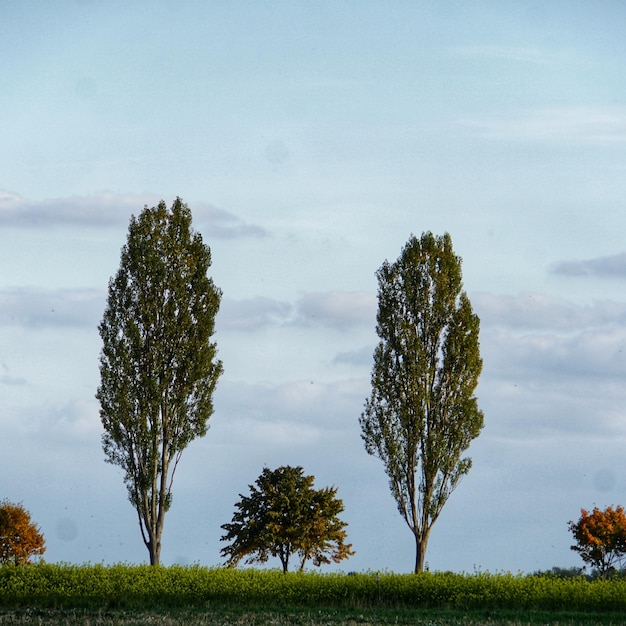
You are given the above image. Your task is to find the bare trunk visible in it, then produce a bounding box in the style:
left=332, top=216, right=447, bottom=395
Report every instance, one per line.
left=149, top=539, right=161, bottom=566
left=141, top=508, right=162, bottom=566
left=146, top=403, right=169, bottom=567
left=136, top=480, right=164, bottom=566
left=414, top=528, right=430, bottom=574
left=279, top=547, right=289, bottom=573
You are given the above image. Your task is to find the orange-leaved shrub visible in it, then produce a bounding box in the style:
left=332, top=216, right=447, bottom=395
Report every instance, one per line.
left=0, top=500, right=46, bottom=565
left=568, top=505, right=626, bottom=579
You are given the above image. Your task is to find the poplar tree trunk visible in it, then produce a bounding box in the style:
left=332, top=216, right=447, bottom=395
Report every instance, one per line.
left=149, top=540, right=161, bottom=566
left=414, top=529, right=430, bottom=574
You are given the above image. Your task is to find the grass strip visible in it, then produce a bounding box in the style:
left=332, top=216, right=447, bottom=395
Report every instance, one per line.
left=2, top=606, right=626, bottom=625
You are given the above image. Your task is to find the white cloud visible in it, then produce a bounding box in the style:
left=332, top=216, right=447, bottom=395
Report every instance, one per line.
left=467, top=291, right=626, bottom=444
left=294, top=291, right=376, bottom=329
left=217, top=378, right=367, bottom=428
left=483, top=325, right=626, bottom=381
left=448, top=44, right=564, bottom=65
left=2, top=398, right=102, bottom=445
left=197, top=209, right=268, bottom=240
left=552, top=251, right=626, bottom=279
left=218, top=291, right=377, bottom=333
left=0, top=362, right=27, bottom=386
left=227, top=417, right=322, bottom=448
left=0, top=191, right=152, bottom=228
left=476, top=293, right=626, bottom=384
left=462, top=106, right=626, bottom=144
left=0, top=191, right=267, bottom=238
left=333, top=345, right=373, bottom=368
left=0, top=287, right=105, bottom=329
left=217, top=296, right=292, bottom=331
left=473, top=291, right=626, bottom=331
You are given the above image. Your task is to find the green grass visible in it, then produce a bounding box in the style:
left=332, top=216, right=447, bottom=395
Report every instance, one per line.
left=1, top=564, right=626, bottom=624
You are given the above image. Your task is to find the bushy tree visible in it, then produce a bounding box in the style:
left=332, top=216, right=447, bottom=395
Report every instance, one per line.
left=360, top=232, right=484, bottom=573
left=569, top=505, right=626, bottom=579
left=97, top=198, right=223, bottom=565
left=220, top=466, right=354, bottom=573
left=0, top=500, right=46, bottom=565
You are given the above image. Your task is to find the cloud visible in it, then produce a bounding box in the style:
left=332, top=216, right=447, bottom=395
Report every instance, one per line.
left=483, top=325, right=626, bottom=382
left=0, top=287, right=105, bottom=329
left=216, top=291, right=626, bottom=448
left=473, top=291, right=626, bottom=331
left=217, top=297, right=292, bottom=331
left=195, top=206, right=268, bottom=240
left=552, top=252, right=626, bottom=279
left=294, top=291, right=376, bottom=329
left=448, top=45, right=562, bottom=65
left=2, top=398, right=102, bottom=445
left=215, top=378, right=367, bottom=441
left=218, top=291, right=377, bottom=332
left=480, top=358, right=626, bottom=443
left=0, top=363, right=27, bottom=386
left=0, top=191, right=267, bottom=238
left=0, top=191, right=151, bottom=228
left=0, top=288, right=375, bottom=334
left=333, top=345, right=374, bottom=368
left=462, top=291, right=626, bottom=443
left=462, top=106, right=626, bottom=144
left=0, top=375, right=27, bottom=386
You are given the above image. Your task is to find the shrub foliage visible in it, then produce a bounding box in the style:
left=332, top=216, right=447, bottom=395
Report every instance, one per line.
left=569, top=506, right=626, bottom=579
left=0, top=500, right=45, bottom=565
left=2, top=564, right=626, bottom=614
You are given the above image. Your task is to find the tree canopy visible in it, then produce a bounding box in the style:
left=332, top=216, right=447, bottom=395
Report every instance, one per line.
left=569, top=505, right=626, bottom=579
left=97, top=198, right=223, bottom=565
left=0, top=500, right=46, bottom=565
left=359, top=232, right=484, bottom=573
left=220, top=465, right=354, bottom=573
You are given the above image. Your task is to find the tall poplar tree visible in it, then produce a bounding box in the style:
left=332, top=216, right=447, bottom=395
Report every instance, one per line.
left=97, top=198, right=223, bottom=565
left=360, top=232, right=483, bottom=573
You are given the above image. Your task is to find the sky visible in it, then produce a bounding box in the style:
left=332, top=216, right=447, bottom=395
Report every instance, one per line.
left=2, top=1, right=626, bottom=574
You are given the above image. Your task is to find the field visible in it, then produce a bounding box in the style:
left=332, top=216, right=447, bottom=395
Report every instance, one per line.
left=1, top=564, right=625, bottom=625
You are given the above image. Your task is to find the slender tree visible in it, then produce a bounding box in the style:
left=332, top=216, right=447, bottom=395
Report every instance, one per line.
left=220, top=465, right=354, bottom=573
left=0, top=500, right=46, bottom=565
left=360, top=232, right=483, bottom=573
left=97, top=198, right=223, bottom=565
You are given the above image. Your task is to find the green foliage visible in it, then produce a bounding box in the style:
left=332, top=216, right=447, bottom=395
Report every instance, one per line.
left=531, top=566, right=588, bottom=579
left=97, top=198, right=223, bottom=565
left=2, top=564, right=626, bottom=617
left=220, top=466, right=355, bottom=572
left=360, top=232, right=484, bottom=573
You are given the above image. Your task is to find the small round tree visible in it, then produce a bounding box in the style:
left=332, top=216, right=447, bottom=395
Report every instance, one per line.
left=220, top=466, right=354, bottom=573
left=569, top=505, right=626, bottom=579
left=0, top=500, right=46, bottom=565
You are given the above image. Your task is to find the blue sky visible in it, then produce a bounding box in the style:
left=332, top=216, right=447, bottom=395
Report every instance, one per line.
left=2, top=1, right=626, bottom=573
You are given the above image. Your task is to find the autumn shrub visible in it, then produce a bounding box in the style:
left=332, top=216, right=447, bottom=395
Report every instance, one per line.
left=569, top=506, right=626, bottom=580
left=0, top=500, right=46, bottom=565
